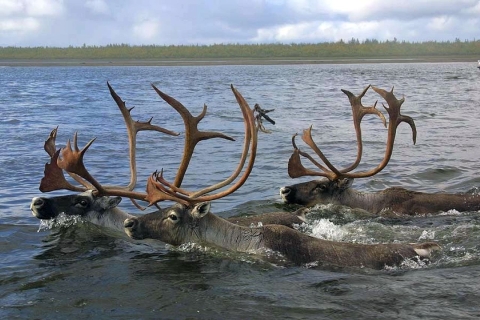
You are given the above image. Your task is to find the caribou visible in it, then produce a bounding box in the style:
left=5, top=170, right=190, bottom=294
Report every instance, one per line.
left=280, top=85, right=480, bottom=215
left=33, top=83, right=439, bottom=270
left=123, top=202, right=439, bottom=269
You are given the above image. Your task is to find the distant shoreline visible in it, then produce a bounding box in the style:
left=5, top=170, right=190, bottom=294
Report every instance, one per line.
left=0, top=56, right=478, bottom=67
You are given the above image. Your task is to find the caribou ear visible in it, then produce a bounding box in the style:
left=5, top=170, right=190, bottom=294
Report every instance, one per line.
left=191, top=202, right=211, bottom=219
left=336, top=178, right=354, bottom=190
left=99, top=196, right=122, bottom=210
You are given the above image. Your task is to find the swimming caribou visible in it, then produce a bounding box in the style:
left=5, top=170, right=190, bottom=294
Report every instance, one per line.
left=32, top=83, right=439, bottom=269
left=280, top=85, right=480, bottom=215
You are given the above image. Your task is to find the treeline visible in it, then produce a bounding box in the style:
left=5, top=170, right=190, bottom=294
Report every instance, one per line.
left=1, top=39, right=480, bottom=60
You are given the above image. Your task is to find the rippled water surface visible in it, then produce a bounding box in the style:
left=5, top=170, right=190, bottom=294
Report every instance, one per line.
left=1, top=63, right=480, bottom=319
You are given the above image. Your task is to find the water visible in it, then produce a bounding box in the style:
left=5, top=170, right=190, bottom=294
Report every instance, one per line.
left=1, top=62, right=480, bottom=319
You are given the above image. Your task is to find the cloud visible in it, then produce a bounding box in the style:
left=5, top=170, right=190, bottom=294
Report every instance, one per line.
left=0, top=17, right=39, bottom=32
left=0, top=0, right=63, bottom=37
left=0, top=0, right=479, bottom=47
left=0, top=0, right=24, bottom=16
left=251, top=0, right=480, bottom=43
left=254, top=20, right=383, bottom=43
left=133, top=18, right=160, bottom=42
left=0, top=0, right=64, bottom=17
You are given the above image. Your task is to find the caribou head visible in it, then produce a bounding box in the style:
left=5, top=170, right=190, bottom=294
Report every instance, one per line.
left=31, top=190, right=121, bottom=220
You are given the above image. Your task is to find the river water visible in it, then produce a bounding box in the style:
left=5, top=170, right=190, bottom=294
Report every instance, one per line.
left=1, top=62, right=480, bottom=319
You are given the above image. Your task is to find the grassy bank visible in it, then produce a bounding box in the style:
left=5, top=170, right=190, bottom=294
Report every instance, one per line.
left=1, top=40, right=479, bottom=66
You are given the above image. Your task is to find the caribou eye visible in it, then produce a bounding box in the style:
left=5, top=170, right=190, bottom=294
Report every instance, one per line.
left=315, top=184, right=327, bottom=192
left=168, top=214, right=178, bottom=221
left=76, top=199, right=89, bottom=208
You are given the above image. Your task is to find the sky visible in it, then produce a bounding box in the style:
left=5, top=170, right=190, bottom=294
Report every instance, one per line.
left=0, top=0, right=479, bottom=47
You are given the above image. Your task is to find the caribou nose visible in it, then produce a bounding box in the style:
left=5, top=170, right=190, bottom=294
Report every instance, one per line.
left=32, top=197, right=45, bottom=208
left=30, top=197, right=45, bottom=211
left=30, top=197, right=47, bottom=218
left=280, top=187, right=293, bottom=203
left=280, top=186, right=291, bottom=197
left=124, top=218, right=137, bottom=230
left=124, top=218, right=143, bottom=240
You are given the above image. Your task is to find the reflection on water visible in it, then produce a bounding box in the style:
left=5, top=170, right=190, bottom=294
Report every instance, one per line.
left=1, top=62, right=480, bottom=319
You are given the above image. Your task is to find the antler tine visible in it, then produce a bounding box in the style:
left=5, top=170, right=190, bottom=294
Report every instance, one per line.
left=288, top=85, right=388, bottom=180
left=40, top=127, right=95, bottom=191
left=338, top=85, right=416, bottom=179
left=372, top=86, right=417, bottom=145
left=107, top=82, right=179, bottom=191
left=287, top=134, right=332, bottom=179
left=151, top=83, right=235, bottom=188
left=323, top=86, right=416, bottom=180
left=189, top=85, right=259, bottom=202
left=145, top=171, right=191, bottom=206
left=40, top=149, right=88, bottom=192
left=54, top=131, right=154, bottom=201
left=300, top=125, right=343, bottom=179
left=144, top=85, right=273, bottom=206
left=56, top=133, right=105, bottom=191
left=340, top=85, right=386, bottom=173
left=44, top=126, right=58, bottom=157
left=288, top=85, right=415, bottom=182
left=39, top=83, right=180, bottom=205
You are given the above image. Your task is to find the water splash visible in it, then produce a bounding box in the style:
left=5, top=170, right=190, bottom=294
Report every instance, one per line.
left=172, top=242, right=209, bottom=253
left=37, top=213, right=85, bottom=231
left=309, top=219, right=349, bottom=241
left=385, top=256, right=431, bottom=271
left=439, top=209, right=462, bottom=216
left=418, top=229, right=436, bottom=240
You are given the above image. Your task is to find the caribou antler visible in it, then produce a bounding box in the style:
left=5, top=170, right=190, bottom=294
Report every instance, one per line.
left=150, top=84, right=235, bottom=188
left=288, top=85, right=415, bottom=181
left=39, top=83, right=273, bottom=208
left=146, top=84, right=271, bottom=205
left=341, top=85, right=386, bottom=172
left=40, top=82, right=179, bottom=203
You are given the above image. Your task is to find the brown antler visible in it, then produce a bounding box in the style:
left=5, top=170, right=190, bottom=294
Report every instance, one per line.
left=40, top=127, right=94, bottom=192
left=341, top=85, right=386, bottom=172
left=288, top=85, right=416, bottom=181
left=150, top=84, right=235, bottom=188
left=107, top=82, right=179, bottom=190
left=145, top=84, right=267, bottom=205
left=40, top=83, right=272, bottom=209
left=40, top=83, right=179, bottom=203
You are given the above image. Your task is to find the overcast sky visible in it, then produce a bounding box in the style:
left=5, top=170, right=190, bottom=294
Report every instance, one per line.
left=1, top=0, right=479, bottom=47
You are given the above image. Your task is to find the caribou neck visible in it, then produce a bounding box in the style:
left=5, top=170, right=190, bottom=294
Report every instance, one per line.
left=337, top=189, right=387, bottom=214
left=194, top=213, right=264, bottom=252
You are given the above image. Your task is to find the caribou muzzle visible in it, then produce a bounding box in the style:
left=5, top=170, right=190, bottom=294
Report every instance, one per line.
left=124, top=218, right=143, bottom=240
left=280, top=186, right=297, bottom=204
left=280, top=185, right=309, bottom=205
left=30, top=197, right=57, bottom=219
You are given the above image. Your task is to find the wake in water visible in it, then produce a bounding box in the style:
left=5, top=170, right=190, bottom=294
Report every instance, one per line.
left=32, top=201, right=480, bottom=271
left=297, top=203, right=480, bottom=270
left=37, top=213, right=85, bottom=231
